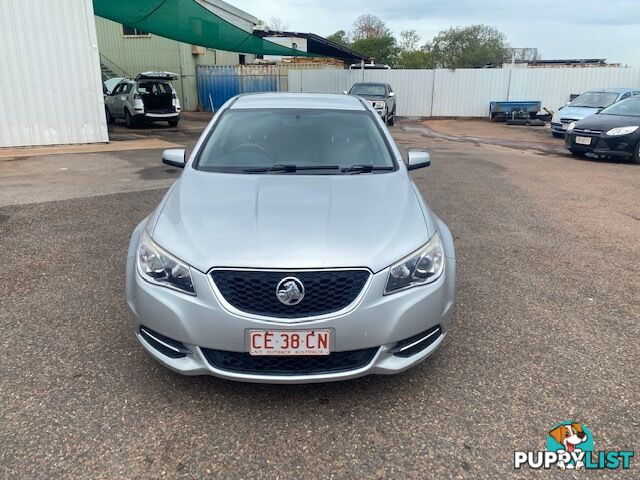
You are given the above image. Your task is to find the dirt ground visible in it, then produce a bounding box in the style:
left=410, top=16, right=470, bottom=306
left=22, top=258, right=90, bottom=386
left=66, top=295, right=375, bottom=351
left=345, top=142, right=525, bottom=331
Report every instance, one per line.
left=1, top=115, right=639, bottom=479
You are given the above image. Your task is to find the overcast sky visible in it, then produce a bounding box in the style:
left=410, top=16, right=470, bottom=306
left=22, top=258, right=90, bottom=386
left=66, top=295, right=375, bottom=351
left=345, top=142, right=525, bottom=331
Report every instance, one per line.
left=233, top=0, right=640, bottom=66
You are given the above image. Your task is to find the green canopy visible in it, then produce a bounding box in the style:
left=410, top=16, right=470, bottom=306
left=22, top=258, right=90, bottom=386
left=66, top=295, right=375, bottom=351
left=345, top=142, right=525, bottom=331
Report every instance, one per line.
left=93, top=0, right=314, bottom=57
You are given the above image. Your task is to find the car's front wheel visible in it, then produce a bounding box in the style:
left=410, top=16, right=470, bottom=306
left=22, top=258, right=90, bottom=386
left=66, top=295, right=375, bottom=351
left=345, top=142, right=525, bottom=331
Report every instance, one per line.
left=168, top=119, right=179, bottom=127
left=631, top=142, right=640, bottom=164
left=568, top=148, right=586, bottom=157
left=105, top=107, right=113, bottom=125
left=552, top=132, right=564, bottom=138
left=125, top=110, right=133, bottom=128
left=387, top=108, right=395, bottom=126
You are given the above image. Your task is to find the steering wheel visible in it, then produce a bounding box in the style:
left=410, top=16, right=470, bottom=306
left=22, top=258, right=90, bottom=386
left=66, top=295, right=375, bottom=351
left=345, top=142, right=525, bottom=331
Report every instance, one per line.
left=230, top=143, right=272, bottom=159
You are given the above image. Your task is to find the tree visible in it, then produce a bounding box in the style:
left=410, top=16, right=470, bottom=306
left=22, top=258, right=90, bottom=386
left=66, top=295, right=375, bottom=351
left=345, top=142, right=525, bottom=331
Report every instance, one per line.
left=351, top=35, right=399, bottom=66
left=399, top=30, right=420, bottom=52
left=326, top=30, right=350, bottom=47
left=267, top=17, right=289, bottom=32
left=430, top=25, right=509, bottom=68
left=352, top=14, right=390, bottom=40
left=398, top=49, right=435, bottom=69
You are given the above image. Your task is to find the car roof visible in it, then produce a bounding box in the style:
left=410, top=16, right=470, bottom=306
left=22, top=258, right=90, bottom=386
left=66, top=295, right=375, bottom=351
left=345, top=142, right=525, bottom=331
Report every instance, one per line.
left=231, top=93, right=366, bottom=111
left=584, top=88, right=633, bottom=94
left=352, top=82, right=389, bottom=87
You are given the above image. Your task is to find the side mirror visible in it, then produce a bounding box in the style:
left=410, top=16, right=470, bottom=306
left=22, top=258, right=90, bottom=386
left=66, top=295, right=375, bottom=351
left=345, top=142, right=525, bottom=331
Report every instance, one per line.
left=342, top=90, right=348, bottom=95
left=388, top=91, right=395, bottom=97
left=162, top=148, right=186, bottom=168
left=407, top=149, right=431, bottom=170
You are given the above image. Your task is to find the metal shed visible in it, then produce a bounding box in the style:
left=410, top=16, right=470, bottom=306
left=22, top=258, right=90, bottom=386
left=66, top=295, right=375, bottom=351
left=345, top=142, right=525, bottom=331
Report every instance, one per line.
left=0, top=0, right=108, bottom=148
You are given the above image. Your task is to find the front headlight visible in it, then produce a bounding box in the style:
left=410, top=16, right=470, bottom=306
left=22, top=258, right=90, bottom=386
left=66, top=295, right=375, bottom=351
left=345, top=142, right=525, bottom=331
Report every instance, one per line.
left=385, top=233, right=445, bottom=295
left=567, top=122, right=576, bottom=133
left=606, top=126, right=639, bottom=136
left=372, top=101, right=386, bottom=109
left=551, top=113, right=559, bottom=124
left=136, top=231, right=195, bottom=295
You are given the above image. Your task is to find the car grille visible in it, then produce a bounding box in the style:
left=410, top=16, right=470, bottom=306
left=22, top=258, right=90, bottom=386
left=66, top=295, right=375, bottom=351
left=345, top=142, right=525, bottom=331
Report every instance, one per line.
left=561, top=118, right=577, bottom=124
left=210, top=269, right=370, bottom=318
left=201, top=347, right=378, bottom=375
left=573, top=128, right=603, bottom=135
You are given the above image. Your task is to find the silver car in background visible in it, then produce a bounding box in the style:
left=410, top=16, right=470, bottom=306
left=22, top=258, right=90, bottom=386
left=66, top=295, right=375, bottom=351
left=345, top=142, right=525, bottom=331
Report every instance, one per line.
left=126, top=93, right=455, bottom=383
left=104, top=72, right=181, bottom=128
left=551, top=88, right=639, bottom=137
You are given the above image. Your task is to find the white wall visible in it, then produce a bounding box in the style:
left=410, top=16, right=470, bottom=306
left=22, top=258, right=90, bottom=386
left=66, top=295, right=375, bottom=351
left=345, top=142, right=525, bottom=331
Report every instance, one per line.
left=0, top=0, right=107, bottom=148
left=289, top=67, right=640, bottom=117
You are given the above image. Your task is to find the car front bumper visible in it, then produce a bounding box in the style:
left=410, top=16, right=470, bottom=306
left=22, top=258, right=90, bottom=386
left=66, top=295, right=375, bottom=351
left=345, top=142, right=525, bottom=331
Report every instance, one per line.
left=125, top=225, right=455, bottom=384
left=565, top=132, right=637, bottom=157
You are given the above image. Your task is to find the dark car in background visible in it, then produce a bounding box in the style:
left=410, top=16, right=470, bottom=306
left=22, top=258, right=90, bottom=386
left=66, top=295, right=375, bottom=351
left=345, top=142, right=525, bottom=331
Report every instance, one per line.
left=346, top=83, right=396, bottom=126
left=565, top=97, right=640, bottom=163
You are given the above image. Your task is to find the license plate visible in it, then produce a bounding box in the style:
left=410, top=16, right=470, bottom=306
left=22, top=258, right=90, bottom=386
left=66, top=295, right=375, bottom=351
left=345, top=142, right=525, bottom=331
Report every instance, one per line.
left=575, top=136, right=592, bottom=145
left=249, top=330, right=331, bottom=356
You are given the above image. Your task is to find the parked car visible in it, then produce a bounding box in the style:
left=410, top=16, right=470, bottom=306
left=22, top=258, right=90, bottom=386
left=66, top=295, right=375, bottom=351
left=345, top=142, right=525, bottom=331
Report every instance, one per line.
left=565, top=97, right=640, bottom=163
left=126, top=93, right=455, bottom=383
left=104, top=72, right=181, bottom=128
left=346, top=83, right=396, bottom=126
left=551, top=88, right=639, bottom=137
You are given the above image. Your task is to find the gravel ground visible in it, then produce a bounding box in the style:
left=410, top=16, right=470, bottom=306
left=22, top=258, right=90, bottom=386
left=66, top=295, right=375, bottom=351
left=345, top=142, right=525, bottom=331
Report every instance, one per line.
left=1, top=119, right=638, bottom=479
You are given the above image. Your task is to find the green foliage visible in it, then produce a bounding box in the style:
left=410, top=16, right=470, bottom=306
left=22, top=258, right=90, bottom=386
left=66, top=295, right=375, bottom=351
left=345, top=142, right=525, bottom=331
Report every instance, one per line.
left=430, top=25, right=510, bottom=68
left=398, top=49, right=436, bottom=69
left=351, top=35, right=400, bottom=66
left=326, top=30, right=350, bottom=47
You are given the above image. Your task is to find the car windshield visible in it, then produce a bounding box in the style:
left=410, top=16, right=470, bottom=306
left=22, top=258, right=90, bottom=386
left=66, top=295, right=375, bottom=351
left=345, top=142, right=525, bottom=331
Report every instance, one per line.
left=195, top=109, right=395, bottom=174
left=570, top=92, right=619, bottom=108
left=599, top=98, right=640, bottom=116
left=350, top=84, right=387, bottom=97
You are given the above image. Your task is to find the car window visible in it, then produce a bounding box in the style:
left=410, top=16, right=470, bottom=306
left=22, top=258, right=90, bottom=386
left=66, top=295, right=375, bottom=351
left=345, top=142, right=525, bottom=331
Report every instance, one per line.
left=121, top=83, right=133, bottom=94
left=349, top=84, right=388, bottom=97
left=196, top=109, right=395, bottom=173
left=112, top=83, right=123, bottom=94
left=570, top=92, right=619, bottom=108
left=599, top=98, right=640, bottom=116
left=619, top=92, right=632, bottom=101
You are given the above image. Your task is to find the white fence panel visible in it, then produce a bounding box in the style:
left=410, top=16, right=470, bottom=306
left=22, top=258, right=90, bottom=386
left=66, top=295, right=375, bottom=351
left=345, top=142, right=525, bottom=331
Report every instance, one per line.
left=432, top=69, right=511, bottom=117
left=0, top=0, right=107, bottom=147
left=289, top=69, right=359, bottom=94
left=508, top=67, right=640, bottom=110
left=363, top=70, right=434, bottom=117
left=289, top=67, right=640, bottom=118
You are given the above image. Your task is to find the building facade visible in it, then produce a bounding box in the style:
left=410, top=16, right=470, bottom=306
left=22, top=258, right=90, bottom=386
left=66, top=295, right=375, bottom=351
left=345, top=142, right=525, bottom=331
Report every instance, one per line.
left=95, top=0, right=258, bottom=111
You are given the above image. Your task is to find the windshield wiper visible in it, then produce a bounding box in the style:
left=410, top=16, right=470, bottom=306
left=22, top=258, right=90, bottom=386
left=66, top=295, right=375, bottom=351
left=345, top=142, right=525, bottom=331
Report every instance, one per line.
left=342, top=164, right=394, bottom=174
left=244, top=164, right=340, bottom=174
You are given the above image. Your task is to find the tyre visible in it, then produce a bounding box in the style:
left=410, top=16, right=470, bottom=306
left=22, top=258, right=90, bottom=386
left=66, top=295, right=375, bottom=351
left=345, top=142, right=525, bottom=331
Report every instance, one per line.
left=568, top=148, right=586, bottom=157
left=552, top=132, right=564, bottom=138
left=631, top=142, right=640, bottom=164
left=124, top=110, right=133, bottom=128
left=168, top=119, right=179, bottom=127
left=105, top=107, right=113, bottom=125
left=506, top=118, right=527, bottom=126
left=387, top=111, right=395, bottom=126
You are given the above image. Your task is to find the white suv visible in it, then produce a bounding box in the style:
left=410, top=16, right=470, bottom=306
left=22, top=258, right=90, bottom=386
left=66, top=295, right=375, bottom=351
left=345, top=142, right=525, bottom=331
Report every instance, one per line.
left=104, top=72, right=181, bottom=128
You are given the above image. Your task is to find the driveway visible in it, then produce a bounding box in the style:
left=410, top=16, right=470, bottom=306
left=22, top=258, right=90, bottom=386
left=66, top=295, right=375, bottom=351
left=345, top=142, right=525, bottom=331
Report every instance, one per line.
left=1, top=118, right=638, bottom=478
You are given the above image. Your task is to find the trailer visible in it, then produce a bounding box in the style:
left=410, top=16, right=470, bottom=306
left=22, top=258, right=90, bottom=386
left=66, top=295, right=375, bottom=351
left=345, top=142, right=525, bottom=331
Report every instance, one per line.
left=489, top=101, right=542, bottom=123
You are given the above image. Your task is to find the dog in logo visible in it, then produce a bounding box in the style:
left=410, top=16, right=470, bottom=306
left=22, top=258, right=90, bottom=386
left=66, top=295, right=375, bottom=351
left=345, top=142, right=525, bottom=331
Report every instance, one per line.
left=549, top=423, right=588, bottom=470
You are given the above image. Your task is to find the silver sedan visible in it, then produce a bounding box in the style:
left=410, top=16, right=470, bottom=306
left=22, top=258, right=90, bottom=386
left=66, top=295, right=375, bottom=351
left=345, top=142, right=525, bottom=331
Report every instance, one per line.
left=126, top=93, right=455, bottom=383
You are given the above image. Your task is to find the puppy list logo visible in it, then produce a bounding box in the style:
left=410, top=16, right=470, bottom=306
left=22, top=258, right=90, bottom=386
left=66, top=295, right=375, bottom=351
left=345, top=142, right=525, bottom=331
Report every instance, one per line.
left=514, top=421, right=634, bottom=471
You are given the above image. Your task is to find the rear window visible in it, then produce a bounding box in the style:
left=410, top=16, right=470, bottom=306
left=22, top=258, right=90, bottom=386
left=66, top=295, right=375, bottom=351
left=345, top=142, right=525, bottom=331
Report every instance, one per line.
left=350, top=85, right=387, bottom=96
left=195, top=109, right=395, bottom=174
left=571, top=92, right=619, bottom=108
left=600, top=98, right=640, bottom=116
left=137, top=82, right=172, bottom=94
